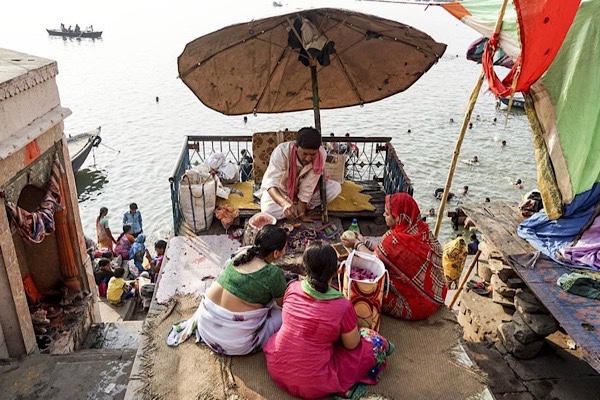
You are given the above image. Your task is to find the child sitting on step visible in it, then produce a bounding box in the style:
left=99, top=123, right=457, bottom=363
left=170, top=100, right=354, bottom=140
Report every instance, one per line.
left=107, top=267, right=136, bottom=306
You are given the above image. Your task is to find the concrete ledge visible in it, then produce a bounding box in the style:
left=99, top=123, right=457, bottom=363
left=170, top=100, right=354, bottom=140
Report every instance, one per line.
left=98, top=297, right=137, bottom=323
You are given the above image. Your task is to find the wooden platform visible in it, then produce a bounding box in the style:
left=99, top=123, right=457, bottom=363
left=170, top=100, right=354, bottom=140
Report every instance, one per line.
left=460, top=203, right=600, bottom=374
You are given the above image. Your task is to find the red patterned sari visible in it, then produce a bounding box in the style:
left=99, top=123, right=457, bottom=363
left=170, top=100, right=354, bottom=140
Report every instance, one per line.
left=375, top=193, right=447, bottom=320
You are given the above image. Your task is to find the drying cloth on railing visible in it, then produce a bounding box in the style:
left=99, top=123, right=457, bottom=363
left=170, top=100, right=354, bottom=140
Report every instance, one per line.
left=3, top=157, right=63, bottom=245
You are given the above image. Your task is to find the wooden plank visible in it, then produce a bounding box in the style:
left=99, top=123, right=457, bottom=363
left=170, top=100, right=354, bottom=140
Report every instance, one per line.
left=460, top=203, right=534, bottom=260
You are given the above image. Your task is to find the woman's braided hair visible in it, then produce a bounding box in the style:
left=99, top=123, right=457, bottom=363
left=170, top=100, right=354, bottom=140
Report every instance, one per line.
left=233, top=224, right=287, bottom=266
left=304, top=240, right=338, bottom=293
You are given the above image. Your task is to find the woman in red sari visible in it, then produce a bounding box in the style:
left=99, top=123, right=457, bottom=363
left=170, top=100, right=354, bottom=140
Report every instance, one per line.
left=342, top=193, right=447, bottom=320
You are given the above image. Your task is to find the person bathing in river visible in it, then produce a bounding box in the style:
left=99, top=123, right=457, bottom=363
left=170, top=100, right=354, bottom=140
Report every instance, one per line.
left=96, top=207, right=116, bottom=251
left=167, top=225, right=287, bottom=355
left=255, top=127, right=341, bottom=220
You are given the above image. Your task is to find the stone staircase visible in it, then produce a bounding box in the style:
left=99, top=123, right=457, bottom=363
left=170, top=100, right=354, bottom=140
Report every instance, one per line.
left=0, top=321, right=142, bottom=400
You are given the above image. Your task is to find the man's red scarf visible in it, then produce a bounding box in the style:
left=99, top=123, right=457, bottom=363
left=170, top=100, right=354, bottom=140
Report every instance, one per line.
left=287, top=143, right=324, bottom=201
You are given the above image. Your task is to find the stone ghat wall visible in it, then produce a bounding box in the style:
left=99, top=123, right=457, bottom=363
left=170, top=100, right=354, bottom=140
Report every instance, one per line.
left=457, top=239, right=558, bottom=359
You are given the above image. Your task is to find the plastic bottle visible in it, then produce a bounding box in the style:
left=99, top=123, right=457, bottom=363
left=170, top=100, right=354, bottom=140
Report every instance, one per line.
left=348, top=218, right=360, bottom=234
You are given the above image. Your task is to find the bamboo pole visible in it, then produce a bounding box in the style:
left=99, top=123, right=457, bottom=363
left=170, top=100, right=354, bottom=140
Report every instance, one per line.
left=433, top=70, right=484, bottom=238
left=433, top=0, right=510, bottom=238
left=449, top=250, right=481, bottom=310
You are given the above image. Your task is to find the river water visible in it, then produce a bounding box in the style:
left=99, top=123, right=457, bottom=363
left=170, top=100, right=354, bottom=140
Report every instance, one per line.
left=1, top=0, right=535, bottom=245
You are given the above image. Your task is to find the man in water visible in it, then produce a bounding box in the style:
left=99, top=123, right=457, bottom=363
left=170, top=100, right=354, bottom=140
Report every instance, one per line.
left=256, top=127, right=341, bottom=220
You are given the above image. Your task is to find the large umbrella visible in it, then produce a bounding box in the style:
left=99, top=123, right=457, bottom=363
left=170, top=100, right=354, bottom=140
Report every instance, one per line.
left=178, top=7, right=446, bottom=131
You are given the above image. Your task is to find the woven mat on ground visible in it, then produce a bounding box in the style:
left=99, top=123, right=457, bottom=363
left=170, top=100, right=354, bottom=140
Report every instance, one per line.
left=136, top=297, right=487, bottom=400
left=216, top=181, right=375, bottom=213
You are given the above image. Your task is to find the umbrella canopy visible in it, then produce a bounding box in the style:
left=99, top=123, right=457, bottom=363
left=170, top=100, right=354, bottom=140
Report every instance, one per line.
left=178, top=7, right=446, bottom=128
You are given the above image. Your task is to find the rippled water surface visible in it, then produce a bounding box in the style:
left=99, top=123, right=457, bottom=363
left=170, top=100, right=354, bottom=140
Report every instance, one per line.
left=2, top=0, right=536, bottom=244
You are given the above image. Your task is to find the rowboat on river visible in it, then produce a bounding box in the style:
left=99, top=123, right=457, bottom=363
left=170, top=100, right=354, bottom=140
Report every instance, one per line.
left=46, top=29, right=103, bottom=39
left=66, top=126, right=102, bottom=172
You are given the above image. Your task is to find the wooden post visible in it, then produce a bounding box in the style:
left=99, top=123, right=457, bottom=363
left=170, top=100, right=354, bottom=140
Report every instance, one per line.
left=449, top=250, right=481, bottom=310
left=310, top=61, right=328, bottom=223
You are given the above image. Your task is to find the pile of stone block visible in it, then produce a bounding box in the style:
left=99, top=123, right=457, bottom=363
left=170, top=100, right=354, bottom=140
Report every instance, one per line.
left=458, top=238, right=558, bottom=359
left=497, top=289, right=558, bottom=359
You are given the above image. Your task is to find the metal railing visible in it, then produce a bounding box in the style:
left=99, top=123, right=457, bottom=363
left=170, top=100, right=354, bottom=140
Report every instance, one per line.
left=169, top=134, right=412, bottom=236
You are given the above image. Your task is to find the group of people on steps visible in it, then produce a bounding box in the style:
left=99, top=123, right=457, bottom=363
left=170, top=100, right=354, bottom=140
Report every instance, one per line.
left=93, top=202, right=166, bottom=305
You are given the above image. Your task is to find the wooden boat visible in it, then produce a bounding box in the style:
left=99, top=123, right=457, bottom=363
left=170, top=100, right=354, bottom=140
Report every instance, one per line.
left=499, top=96, right=525, bottom=109
left=66, top=126, right=102, bottom=172
left=46, top=29, right=103, bottom=39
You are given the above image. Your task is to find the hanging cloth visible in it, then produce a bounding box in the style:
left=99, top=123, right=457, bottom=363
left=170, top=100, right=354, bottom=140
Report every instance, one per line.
left=3, top=157, right=64, bottom=245
left=482, top=0, right=581, bottom=97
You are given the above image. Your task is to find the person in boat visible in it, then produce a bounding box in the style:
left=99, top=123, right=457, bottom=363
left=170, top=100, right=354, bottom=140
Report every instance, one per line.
left=87, top=25, right=94, bottom=32
left=341, top=193, right=447, bottom=320
left=264, top=241, right=393, bottom=400
left=239, top=149, right=253, bottom=182
left=74, top=24, right=81, bottom=33
left=256, top=127, right=342, bottom=220
left=60, top=23, right=66, bottom=32
left=114, top=224, right=135, bottom=260
left=68, top=25, right=73, bottom=32
left=123, top=202, right=143, bottom=237
left=96, top=207, right=116, bottom=251
left=167, top=225, right=288, bottom=355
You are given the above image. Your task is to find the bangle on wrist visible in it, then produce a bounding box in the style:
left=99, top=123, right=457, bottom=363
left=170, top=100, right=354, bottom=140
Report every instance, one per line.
left=353, top=241, right=364, bottom=250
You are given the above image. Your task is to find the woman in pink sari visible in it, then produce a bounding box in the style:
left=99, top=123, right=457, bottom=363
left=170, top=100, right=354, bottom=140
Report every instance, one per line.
left=343, top=193, right=447, bottom=320
left=264, top=241, right=393, bottom=400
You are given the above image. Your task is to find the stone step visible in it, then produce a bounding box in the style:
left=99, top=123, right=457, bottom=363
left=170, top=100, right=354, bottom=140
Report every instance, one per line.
left=457, top=289, right=514, bottom=342
left=98, top=296, right=138, bottom=322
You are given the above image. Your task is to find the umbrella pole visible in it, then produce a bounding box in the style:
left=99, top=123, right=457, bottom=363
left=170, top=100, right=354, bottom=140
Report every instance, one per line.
left=310, top=64, right=321, bottom=132
left=433, top=0, right=509, bottom=239
left=310, top=63, right=328, bottom=223
left=433, top=69, right=484, bottom=238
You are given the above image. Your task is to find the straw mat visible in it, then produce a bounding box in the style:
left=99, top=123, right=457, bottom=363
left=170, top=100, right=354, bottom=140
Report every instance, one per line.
left=136, top=297, right=486, bottom=399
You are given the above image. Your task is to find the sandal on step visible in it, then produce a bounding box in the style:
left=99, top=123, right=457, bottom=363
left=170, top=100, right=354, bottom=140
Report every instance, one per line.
left=468, top=281, right=491, bottom=296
